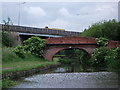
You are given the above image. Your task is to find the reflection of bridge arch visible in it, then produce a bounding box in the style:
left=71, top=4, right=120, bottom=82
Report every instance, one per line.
left=43, top=36, right=120, bottom=61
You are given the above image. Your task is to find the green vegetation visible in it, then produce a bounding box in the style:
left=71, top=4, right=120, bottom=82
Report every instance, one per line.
left=74, top=49, right=91, bottom=69
left=90, top=47, right=120, bottom=71
left=3, top=61, right=56, bottom=74
left=2, top=18, right=120, bottom=88
left=96, top=37, right=108, bottom=46
left=23, top=36, right=46, bottom=57
left=81, top=19, right=120, bottom=41
left=2, top=31, right=15, bottom=47
left=105, top=47, right=120, bottom=70
left=57, top=19, right=120, bottom=71
left=55, top=49, right=91, bottom=71
left=2, top=46, right=57, bottom=88
left=14, top=36, right=46, bottom=58
left=2, top=78, right=17, bottom=89
left=1, top=32, right=55, bottom=88
left=2, top=17, right=15, bottom=47
left=13, top=46, right=25, bottom=58
left=80, top=19, right=120, bottom=71
left=90, top=47, right=109, bottom=68
left=59, top=58, right=72, bottom=64
left=2, top=46, right=46, bottom=63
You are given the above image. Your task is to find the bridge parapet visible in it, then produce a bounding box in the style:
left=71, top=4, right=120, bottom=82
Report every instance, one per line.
left=45, top=36, right=97, bottom=44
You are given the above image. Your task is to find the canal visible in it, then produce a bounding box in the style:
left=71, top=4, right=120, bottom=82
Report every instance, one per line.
left=12, top=65, right=119, bottom=88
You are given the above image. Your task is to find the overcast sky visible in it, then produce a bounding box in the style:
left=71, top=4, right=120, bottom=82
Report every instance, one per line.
left=1, top=1, right=119, bottom=32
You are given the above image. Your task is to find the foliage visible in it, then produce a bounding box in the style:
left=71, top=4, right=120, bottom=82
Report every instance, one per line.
left=105, top=47, right=120, bottom=70
left=23, top=36, right=46, bottom=57
left=57, top=49, right=91, bottom=69
left=2, top=31, right=15, bottom=47
left=2, top=61, right=57, bottom=88
left=90, top=47, right=109, bottom=68
left=2, top=60, right=56, bottom=74
left=2, top=17, right=15, bottom=47
left=74, top=49, right=91, bottom=71
left=2, top=47, right=45, bottom=63
left=2, top=47, right=20, bottom=62
left=75, top=49, right=90, bottom=64
left=3, top=17, right=13, bottom=26
left=13, top=46, right=25, bottom=58
left=90, top=46, right=120, bottom=70
left=81, top=19, right=120, bottom=41
left=96, top=37, right=108, bottom=46
left=2, top=78, right=16, bottom=88
left=59, top=58, right=72, bottom=64
left=63, top=49, right=76, bottom=58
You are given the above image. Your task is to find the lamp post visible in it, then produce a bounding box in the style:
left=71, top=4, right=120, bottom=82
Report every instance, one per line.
left=18, top=2, right=26, bottom=26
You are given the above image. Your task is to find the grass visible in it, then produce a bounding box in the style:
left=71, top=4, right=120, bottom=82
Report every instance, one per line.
left=2, top=61, right=57, bottom=74
left=2, top=47, right=57, bottom=73
left=1, top=46, right=58, bottom=88
left=2, top=78, right=17, bottom=89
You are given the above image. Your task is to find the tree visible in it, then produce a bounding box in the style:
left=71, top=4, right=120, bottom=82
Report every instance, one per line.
left=3, top=17, right=13, bottom=26
left=81, top=19, right=120, bottom=41
left=2, top=17, right=14, bottom=47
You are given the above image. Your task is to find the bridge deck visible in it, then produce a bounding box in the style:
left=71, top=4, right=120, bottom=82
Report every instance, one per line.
left=1, top=24, right=81, bottom=37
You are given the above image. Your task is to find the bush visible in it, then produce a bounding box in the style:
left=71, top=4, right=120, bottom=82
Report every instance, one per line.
left=90, top=47, right=109, bottom=68
left=2, top=47, right=45, bottom=63
left=2, top=78, right=16, bottom=88
left=105, top=47, right=120, bottom=70
left=2, top=31, right=14, bottom=47
left=13, top=36, right=46, bottom=59
left=13, top=46, right=25, bottom=58
left=23, top=36, right=46, bottom=57
left=96, top=37, right=108, bottom=46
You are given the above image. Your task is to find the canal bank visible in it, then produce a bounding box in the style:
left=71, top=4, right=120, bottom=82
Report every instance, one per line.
left=2, top=61, right=59, bottom=88
left=12, top=68, right=119, bottom=88
left=2, top=59, right=119, bottom=89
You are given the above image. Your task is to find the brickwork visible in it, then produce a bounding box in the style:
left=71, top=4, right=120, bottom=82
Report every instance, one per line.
left=45, top=36, right=96, bottom=44
left=43, top=36, right=120, bottom=61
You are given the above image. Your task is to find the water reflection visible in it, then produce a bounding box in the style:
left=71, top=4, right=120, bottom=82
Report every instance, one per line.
left=12, top=72, right=118, bottom=88
left=12, top=65, right=119, bottom=88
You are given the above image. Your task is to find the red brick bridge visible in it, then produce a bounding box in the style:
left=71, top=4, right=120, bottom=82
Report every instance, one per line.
left=43, top=36, right=120, bottom=61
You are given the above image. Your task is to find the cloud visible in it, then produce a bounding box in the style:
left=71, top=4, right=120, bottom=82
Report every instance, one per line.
left=58, top=7, right=70, bottom=17
left=24, top=6, right=46, bottom=17
left=43, top=19, right=71, bottom=29
left=21, top=3, right=117, bottom=32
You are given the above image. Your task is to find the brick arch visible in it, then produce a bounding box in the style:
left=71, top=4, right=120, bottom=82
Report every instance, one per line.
left=43, top=36, right=120, bottom=61
left=52, top=47, right=90, bottom=60
left=43, top=44, right=97, bottom=61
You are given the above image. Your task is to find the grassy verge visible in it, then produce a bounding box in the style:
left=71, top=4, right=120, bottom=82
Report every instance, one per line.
left=2, top=78, right=17, bottom=89
left=2, top=61, right=57, bottom=74
left=2, top=47, right=58, bottom=88
left=2, top=60, right=57, bottom=88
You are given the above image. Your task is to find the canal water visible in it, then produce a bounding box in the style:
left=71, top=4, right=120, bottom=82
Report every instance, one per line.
left=12, top=65, right=119, bottom=88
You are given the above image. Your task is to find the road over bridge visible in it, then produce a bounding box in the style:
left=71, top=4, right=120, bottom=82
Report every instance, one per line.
left=0, top=24, right=81, bottom=45
left=43, top=36, right=120, bottom=61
